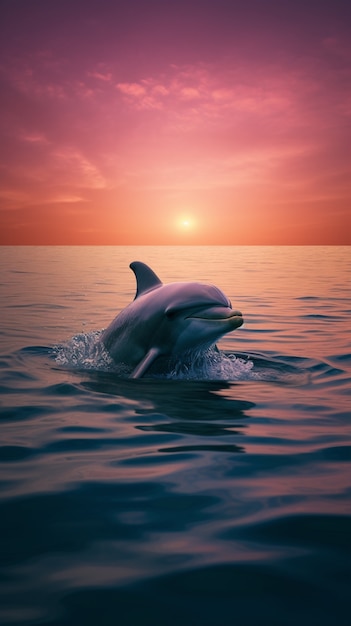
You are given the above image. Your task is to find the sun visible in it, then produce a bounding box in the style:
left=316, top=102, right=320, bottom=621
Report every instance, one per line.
left=177, top=215, right=195, bottom=231
left=171, top=213, right=200, bottom=241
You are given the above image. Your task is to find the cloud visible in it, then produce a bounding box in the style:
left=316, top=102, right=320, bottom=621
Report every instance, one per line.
left=88, top=71, right=113, bottom=82
left=112, top=63, right=298, bottom=126
left=152, top=84, right=169, bottom=96
left=116, top=82, right=147, bottom=97
left=179, top=87, right=202, bottom=100
left=20, top=132, right=50, bottom=144
left=0, top=39, right=350, bottom=243
left=52, top=148, right=108, bottom=190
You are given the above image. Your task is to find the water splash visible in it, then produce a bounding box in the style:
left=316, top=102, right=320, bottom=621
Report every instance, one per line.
left=166, top=347, right=254, bottom=381
left=52, top=331, right=306, bottom=383
left=53, top=332, right=255, bottom=380
left=53, top=331, right=116, bottom=371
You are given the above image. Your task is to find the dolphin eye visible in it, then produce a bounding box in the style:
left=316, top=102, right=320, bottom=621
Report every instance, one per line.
left=166, top=310, right=177, bottom=319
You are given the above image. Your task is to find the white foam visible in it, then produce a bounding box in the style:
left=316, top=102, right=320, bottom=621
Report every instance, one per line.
left=166, top=348, right=255, bottom=381
left=53, top=330, right=114, bottom=372
left=53, top=332, right=256, bottom=381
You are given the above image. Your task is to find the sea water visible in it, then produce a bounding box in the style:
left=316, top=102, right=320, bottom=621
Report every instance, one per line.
left=0, top=246, right=350, bottom=626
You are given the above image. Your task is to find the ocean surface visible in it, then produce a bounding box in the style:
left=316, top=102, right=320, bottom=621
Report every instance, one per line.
left=0, top=245, right=350, bottom=626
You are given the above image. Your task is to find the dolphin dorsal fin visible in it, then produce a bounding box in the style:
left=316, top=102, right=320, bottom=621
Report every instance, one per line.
left=130, top=261, right=163, bottom=299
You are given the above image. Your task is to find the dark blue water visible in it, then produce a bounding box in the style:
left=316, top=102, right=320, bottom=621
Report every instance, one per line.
left=0, top=246, right=350, bottom=625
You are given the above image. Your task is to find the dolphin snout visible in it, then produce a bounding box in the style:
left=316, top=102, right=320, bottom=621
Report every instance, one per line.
left=188, top=305, right=243, bottom=323
left=228, top=311, right=244, bottom=328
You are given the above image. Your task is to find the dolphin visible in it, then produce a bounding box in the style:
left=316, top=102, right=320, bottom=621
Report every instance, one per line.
left=100, top=261, right=244, bottom=378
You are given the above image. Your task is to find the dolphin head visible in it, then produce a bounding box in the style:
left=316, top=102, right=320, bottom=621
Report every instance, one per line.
left=161, top=281, right=243, bottom=348
left=101, top=261, right=243, bottom=378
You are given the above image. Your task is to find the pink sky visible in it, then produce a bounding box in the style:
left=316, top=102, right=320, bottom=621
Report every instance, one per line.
left=0, top=0, right=350, bottom=244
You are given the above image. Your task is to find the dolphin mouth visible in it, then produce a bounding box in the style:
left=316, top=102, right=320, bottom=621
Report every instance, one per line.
left=186, top=305, right=243, bottom=325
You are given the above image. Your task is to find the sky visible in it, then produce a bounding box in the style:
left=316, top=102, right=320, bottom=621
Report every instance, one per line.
left=0, top=0, right=350, bottom=245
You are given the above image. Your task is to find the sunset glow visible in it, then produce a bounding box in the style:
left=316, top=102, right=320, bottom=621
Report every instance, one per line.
left=177, top=216, right=195, bottom=231
left=0, top=0, right=350, bottom=245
